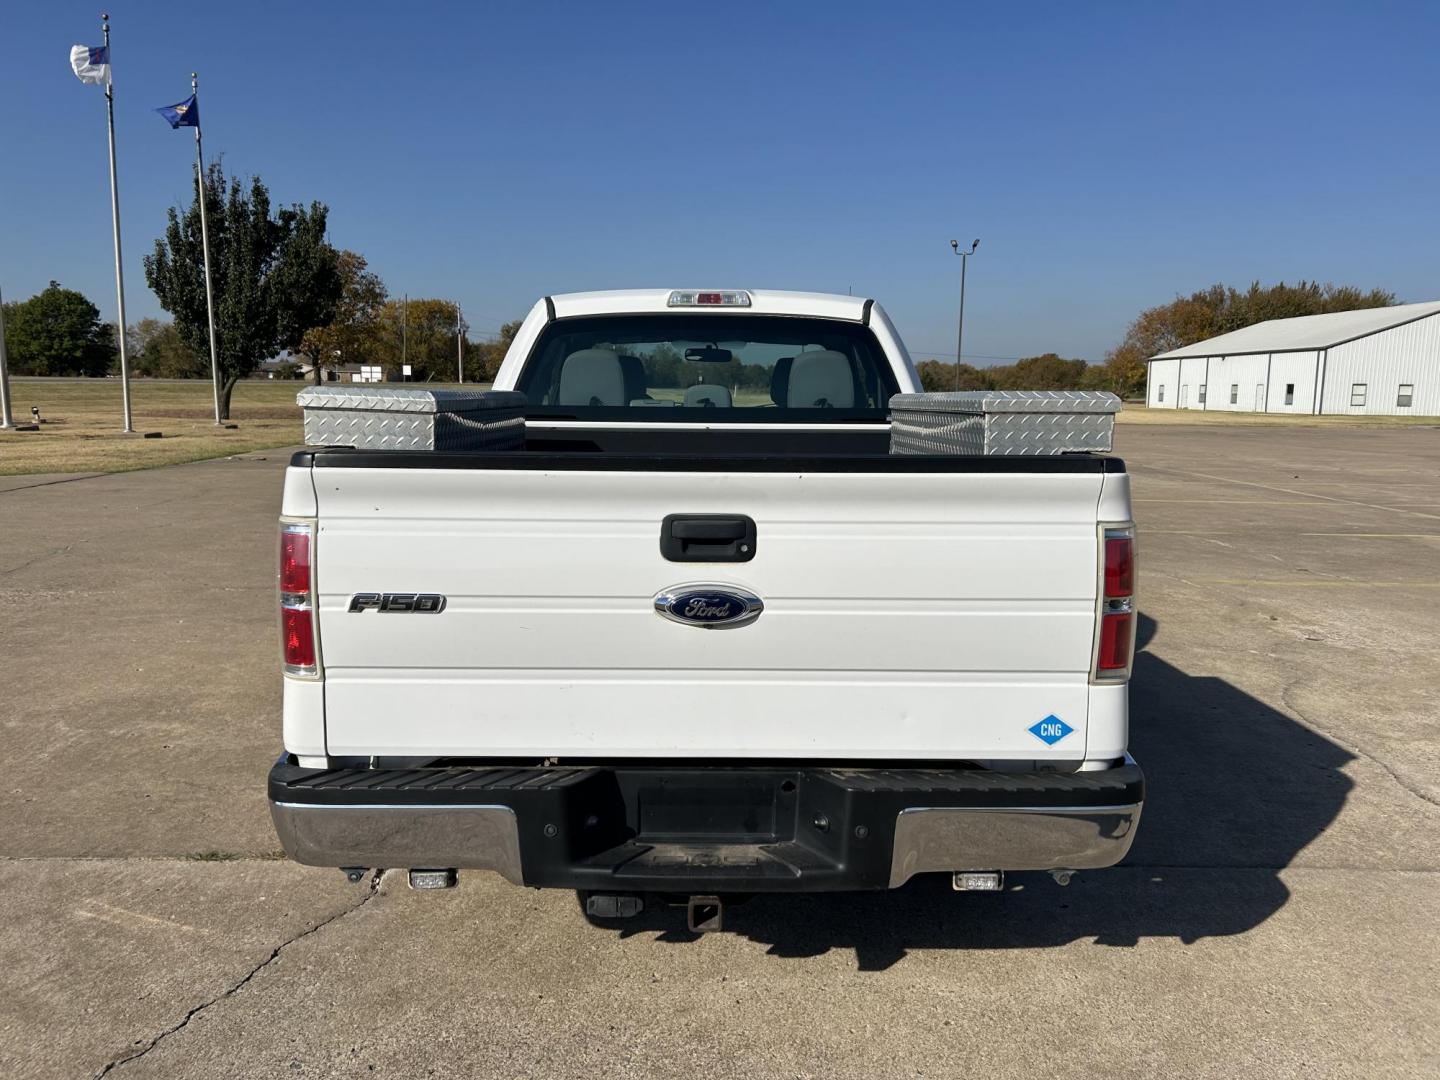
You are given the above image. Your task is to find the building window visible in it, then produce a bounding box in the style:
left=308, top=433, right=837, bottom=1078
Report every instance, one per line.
left=1198, top=384, right=1207, bottom=404
left=1285, top=383, right=1295, bottom=405
left=1230, top=384, right=1238, bottom=404
left=1397, top=384, right=1414, bottom=408
left=1157, top=385, right=1165, bottom=402
left=1350, top=384, right=1367, bottom=407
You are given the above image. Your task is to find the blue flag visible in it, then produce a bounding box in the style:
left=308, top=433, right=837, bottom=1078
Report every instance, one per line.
left=156, top=94, right=199, bottom=129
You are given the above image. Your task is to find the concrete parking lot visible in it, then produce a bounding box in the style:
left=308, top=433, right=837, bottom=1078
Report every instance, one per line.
left=3, top=425, right=1438, bottom=1079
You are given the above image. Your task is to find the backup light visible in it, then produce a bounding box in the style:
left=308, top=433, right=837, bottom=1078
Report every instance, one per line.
left=667, top=290, right=751, bottom=307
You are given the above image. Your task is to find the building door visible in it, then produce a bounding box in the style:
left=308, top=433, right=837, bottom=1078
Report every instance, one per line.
left=1255, top=384, right=1265, bottom=411
left=1179, top=385, right=1188, bottom=407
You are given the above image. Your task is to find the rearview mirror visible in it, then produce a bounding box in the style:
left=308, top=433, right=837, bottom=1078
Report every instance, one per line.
left=683, top=347, right=733, bottom=363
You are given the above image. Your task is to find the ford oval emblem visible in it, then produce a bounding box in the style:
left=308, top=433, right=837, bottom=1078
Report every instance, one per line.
left=654, top=584, right=763, bottom=629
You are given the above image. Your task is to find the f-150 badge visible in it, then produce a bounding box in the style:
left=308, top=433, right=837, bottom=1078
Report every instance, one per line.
left=654, top=585, right=762, bottom=629
left=348, top=592, right=447, bottom=613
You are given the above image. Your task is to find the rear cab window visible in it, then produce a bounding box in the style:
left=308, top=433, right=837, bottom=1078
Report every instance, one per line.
left=515, top=314, right=899, bottom=423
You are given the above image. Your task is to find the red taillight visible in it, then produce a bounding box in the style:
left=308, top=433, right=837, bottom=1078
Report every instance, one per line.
left=1095, top=525, right=1135, bottom=680
left=280, top=529, right=311, bottom=596
left=280, top=521, right=318, bottom=677
left=696, top=292, right=723, bottom=305
left=1104, top=536, right=1133, bottom=597
left=282, top=606, right=316, bottom=668
left=1097, top=611, right=1133, bottom=671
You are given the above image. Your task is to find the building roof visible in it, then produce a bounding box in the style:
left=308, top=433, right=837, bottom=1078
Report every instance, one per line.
left=1149, top=300, right=1440, bottom=360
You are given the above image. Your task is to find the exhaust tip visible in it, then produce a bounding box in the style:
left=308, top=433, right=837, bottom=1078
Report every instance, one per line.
left=584, top=893, right=645, bottom=920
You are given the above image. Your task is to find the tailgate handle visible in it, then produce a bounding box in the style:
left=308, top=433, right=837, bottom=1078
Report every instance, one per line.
left=661, top=514, right=757, bottom=562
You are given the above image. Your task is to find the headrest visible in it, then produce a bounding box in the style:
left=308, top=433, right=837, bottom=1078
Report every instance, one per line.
left=786, top=350, right=854, bottom=408
left=684, top=383, right=732, bottom=408
left=558, top=348, right=625, bottom=406
left=770, top=357, right=794, bottom=407
left=618, top=355, right=648, bottom=402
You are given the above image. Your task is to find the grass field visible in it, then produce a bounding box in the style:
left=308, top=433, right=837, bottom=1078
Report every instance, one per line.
left=0, top=378, right=308, bottom=476
left=2, top=378, right=1434, bottom=476
left=1116, top=403, right=1438, bottom=427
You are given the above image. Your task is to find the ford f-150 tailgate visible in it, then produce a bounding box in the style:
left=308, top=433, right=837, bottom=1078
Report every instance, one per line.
left=302, top=454, right=1125, bottom=764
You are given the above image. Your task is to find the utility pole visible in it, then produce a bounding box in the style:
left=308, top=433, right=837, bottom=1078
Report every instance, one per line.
left=0, top=283, right=12, bottom=429
left=456, top=302, right=465, bottom=384
left=950, top=238, right=979, bottom=389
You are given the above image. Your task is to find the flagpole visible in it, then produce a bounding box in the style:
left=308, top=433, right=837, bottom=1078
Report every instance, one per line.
left=0, top=284, right=14, bottom=429
left=192, top=72, right=222, bottom=425
left=102, top=14, right=134, bottom=433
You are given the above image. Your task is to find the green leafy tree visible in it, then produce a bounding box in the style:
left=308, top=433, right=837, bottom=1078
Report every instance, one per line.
left=1, top=281, right=115, bottom=376
left=464, top=319, right=525, bottom=384
left=916, top=359, right=993, bottom=391
left=299, top=250, right=388, bottom=383
left=992, top=353, right=1088, bottom=390
left=144, top=163, right=342, bottom=417
left=128, top=317, right=207, bottom=378
left=379, top=298, right=465, bottom=380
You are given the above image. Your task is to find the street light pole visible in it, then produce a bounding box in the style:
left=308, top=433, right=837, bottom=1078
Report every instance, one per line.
left=950, top=238, right=979, bottom=389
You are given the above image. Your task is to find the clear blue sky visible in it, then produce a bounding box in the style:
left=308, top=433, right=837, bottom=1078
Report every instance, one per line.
left=3, top=1, right=1436, bottom=364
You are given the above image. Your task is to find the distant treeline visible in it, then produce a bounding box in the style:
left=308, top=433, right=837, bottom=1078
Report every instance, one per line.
left=5, top=272, right=1398, bottom=408
left=917, top=280, right=1397, bottom=398
left=916, top=354, right=1107, bottom=393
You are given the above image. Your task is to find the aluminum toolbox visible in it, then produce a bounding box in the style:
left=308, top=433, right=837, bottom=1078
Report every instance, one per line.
left=297, top=386, right=527, bottom=451
left=888, top=390, right=1121, bottom=456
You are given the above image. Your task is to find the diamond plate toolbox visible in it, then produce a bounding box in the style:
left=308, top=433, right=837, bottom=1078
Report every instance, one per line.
left=297, top=386, right=527, bottom=451
left=888, top=391, right=1121, bottom=456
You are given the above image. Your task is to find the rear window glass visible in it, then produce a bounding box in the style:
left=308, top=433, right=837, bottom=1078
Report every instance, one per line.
left=516, top=314, right=898, bottom=422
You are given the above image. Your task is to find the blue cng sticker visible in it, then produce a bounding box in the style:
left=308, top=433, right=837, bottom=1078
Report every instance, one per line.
left=1029, top=715, right=1074, bottom=745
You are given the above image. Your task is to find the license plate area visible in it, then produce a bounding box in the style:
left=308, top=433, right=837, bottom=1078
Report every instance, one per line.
left=633, top=771, right=797, bottom=843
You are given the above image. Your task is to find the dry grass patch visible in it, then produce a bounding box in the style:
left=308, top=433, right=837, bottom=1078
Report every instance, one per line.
left=1, top=377, right=305, bottom=475
left=1115, top=404, right=1439, bottom=427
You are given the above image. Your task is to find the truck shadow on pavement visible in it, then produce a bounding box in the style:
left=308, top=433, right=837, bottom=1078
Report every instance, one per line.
left=615, top=614, right=1356, bottom=970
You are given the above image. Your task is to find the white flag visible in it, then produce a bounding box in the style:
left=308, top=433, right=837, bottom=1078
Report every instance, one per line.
left=70, top=44, right=111, bottom=86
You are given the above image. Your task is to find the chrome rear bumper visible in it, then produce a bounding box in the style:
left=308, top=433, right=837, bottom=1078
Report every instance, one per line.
left=269, top=756, right=1144, bottom=892
left=887, top=803, right=1141, bottom=887
left=271, top=802, right=524, bottom=885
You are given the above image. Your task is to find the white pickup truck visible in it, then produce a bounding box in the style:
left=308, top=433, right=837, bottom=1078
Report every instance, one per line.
left=269, top=288, right=1142, bottom=928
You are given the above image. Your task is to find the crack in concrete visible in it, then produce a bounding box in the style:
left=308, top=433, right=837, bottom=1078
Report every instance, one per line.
left=0, top=473, right=106, bottom=494
left=0, top=545, right=73, bottom=576
left=90, top=869, right=386, bottom=1078
left=1279, top=682, right=1440, bottom=812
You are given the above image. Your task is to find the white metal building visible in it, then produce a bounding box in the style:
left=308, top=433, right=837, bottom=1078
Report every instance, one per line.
left=1145, top=300, right=1440, bottom=416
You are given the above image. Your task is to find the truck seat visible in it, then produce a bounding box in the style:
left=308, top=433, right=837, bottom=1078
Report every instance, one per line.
left=770, top=357, right=794, bottom=406
left=787, top=350, right=854, bottom=408
left=619, top=355, right=650, bottom=402
left=558, top=349, right=626, bottom=406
